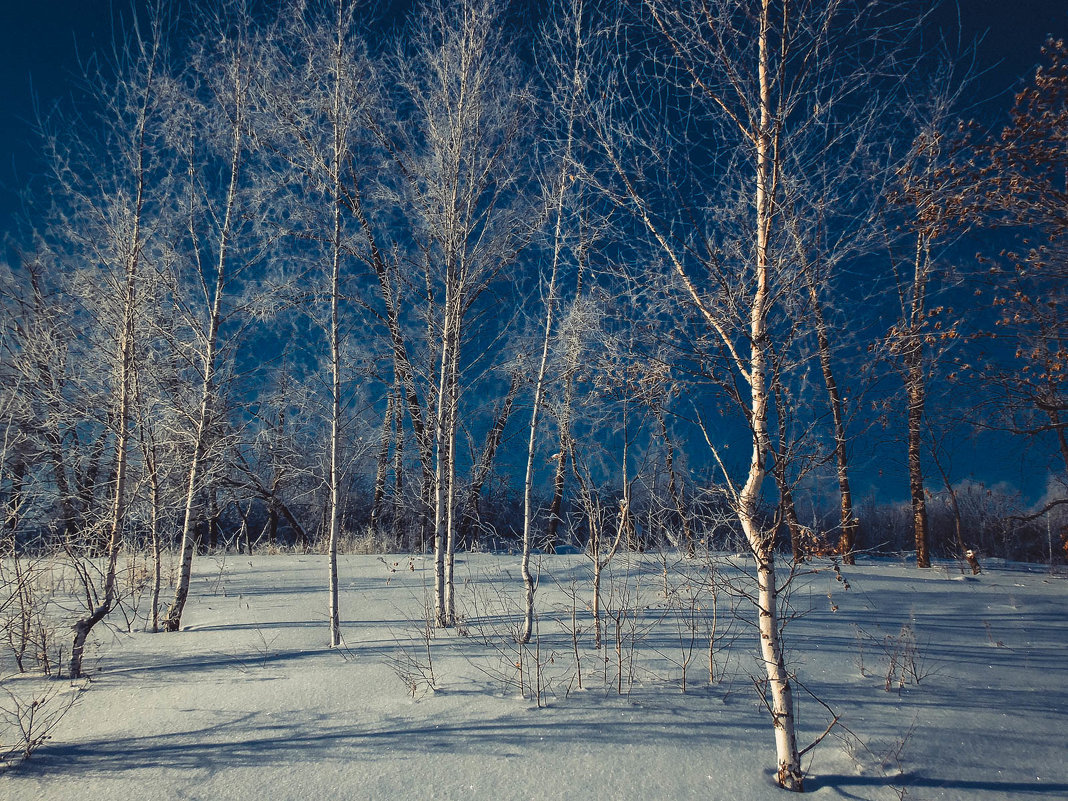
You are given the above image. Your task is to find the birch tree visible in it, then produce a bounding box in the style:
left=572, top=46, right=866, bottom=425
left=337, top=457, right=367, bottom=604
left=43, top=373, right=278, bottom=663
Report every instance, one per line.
left=261, top=0, right=383, bottom=646
left=42, top=10, right=173, bottom=676
left=385, top=0, right=533, bottom=628
left=516, top=0, right=592, bottom=644
left=165, top=1, right=270, bottom=631
left=584, top=0, right=927, bottom=788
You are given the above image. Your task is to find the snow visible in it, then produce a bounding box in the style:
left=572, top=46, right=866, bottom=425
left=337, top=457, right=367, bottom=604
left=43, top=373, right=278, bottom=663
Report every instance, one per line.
left=3, top=552, right=1067, bottom=800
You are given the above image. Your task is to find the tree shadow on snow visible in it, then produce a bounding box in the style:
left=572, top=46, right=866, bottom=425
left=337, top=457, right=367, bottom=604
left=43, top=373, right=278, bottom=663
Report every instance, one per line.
left=15, top=705, right=730, bottom=779
left=805, top=771, right=1068, bottom=798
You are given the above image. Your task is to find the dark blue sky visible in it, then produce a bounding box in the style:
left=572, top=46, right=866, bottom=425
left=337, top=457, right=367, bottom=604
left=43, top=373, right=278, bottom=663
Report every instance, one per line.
left=2, top=1, right=1067, bottom=231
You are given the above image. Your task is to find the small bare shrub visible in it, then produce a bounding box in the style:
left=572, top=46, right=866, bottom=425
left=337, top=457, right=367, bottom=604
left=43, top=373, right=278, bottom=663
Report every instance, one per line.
left=1, top=557, right=64, bottom=676
left=387, top=590, right=437, bottom=698
left=883, top=621, right=932, bottom=691
left=0, top=679, right=80, bottom=768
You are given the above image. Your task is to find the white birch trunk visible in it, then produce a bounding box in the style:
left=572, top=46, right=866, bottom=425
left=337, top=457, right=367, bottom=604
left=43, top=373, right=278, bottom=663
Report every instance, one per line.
left=443, top=325, right=460, bottom=627
left=165, top=59, right=245, bottom=632
left=744, top=2, right=802, bottom=788
left=327, top=1, right=347, bottom=649
left=432, top=284, right=454, bottom=628
left=69, top=38, right=158, bottom=673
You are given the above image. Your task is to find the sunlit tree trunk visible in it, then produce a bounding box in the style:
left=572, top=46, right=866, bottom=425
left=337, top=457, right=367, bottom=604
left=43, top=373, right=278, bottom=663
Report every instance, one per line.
left=519, top=0, right=586, bottom=642
left=806, top=276, right=859, bottom=564
left=744, top=9, right=801, bottom=784
left=433, top=287, right=456, bottom=628
left=166, top=11, right=253, bottom=631
left=69, top=18, right=164, bottom=676
left=903, top=230, right=932, bottom=569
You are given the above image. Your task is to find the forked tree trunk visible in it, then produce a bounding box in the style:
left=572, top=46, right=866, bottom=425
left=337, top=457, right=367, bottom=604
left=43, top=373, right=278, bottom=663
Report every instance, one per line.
left=70, top=34, right=158, bottom=672
left=443, top=315, right=462, bottom=627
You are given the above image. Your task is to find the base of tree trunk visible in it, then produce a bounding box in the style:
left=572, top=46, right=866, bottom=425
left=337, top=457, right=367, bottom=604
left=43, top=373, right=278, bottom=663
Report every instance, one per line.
left=777, top=762, right=805, bottom=792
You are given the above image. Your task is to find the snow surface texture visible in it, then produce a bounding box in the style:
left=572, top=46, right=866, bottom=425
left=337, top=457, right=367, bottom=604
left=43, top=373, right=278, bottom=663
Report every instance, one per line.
left=2, top=553, right=1066, bottom=801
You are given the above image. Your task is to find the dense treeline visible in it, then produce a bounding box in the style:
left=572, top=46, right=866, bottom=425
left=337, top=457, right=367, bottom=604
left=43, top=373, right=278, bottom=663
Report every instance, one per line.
left=1, top=0, right=1066, bottom=785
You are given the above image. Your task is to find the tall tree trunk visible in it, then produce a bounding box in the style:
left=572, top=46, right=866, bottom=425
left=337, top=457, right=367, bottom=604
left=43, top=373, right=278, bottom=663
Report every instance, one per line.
left=545, top=259, right=586, bottom=551
left=354, top=199, right=435, bottom=546
left=805, top=274, right=858, bottom=564
left=149, top=473, right=162, bottom=632
left=906, top=351, right=930, bottom=567
left=433, top=284, right=455, bottom=628
left=740, top=4, right=803, bottom=787
left=443, top=312, right=461, bottom=627
left=392, top=407, right=407, bottom=545
left=905, top=232, right=932, bottom=569
left=326, top=13, right=346, bottom=647
left=463, top=368, right=522, bottom=548
left=519, top=200, right=564, bottom=641
left=70, top=30, right=158, bottom=670
left=371, top=389, right=397, bottom=535
left=164, top=79, right=245, bottom=631
left=521, top=2, right=586, bottom=640
left=135, top=380, right=163, bottom=633
left=72, top=246, right=138, bottom=679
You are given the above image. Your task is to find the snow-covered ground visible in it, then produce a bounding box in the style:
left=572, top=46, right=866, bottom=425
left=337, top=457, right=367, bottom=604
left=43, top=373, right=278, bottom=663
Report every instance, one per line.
left=3, top=552, right=1066, bottom=800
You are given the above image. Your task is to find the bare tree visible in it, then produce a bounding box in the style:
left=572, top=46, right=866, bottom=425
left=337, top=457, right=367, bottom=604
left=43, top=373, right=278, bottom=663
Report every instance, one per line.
left=42, top=8, right=173, bottom=676
left=164, top=2, right=271, bottom=631
left=260, top=0, right=383, bottom=646
left=580, top=0, right=931, bottom=788
left=385, top=0, right=533, bottom=628
left=953, top=39, right=1068, bottom=491
left=883, top=70, right=967, bottom=571
left=516, top=0, right=593, bottom=644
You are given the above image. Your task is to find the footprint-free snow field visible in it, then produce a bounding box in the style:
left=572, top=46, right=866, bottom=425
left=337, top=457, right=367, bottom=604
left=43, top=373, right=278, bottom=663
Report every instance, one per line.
left=4, top=552, right=1066, bottom=801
